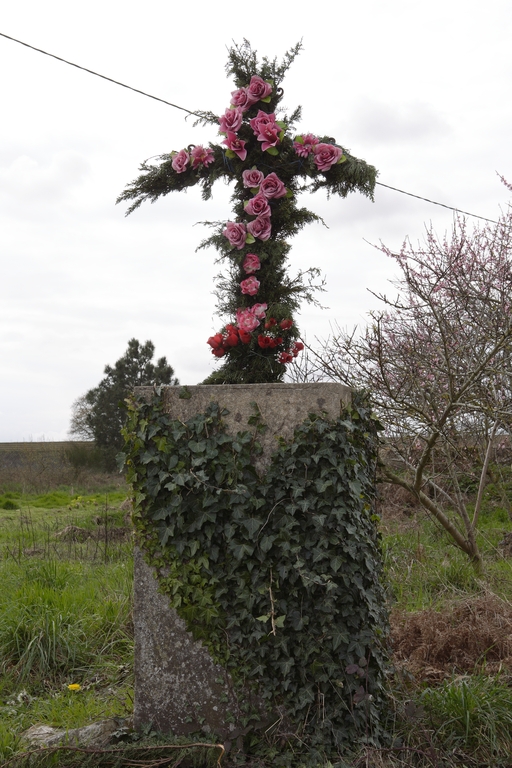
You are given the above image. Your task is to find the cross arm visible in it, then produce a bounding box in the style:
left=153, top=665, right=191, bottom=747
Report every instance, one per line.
left=299, top=139, right=377, bottom=202
left=116, top=145, right=233, bottom=216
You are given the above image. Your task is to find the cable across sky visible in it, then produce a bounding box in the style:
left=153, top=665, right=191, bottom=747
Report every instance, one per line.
left=0, top=29, right=503, bottom=227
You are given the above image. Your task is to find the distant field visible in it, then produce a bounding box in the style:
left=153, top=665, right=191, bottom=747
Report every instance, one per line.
left=0, top=441, right=125, bottom=494
left=0, top=441, right=92, bottom=465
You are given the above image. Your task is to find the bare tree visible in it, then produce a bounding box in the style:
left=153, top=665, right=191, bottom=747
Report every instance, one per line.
left=305, top=203, right=512, bottom=573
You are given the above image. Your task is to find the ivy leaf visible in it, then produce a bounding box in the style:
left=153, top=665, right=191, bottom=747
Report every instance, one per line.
left=242, top=517, right=261, bottom=536
left=189, top=441, right=206, bottom=456
left=231, top=542, right=254, bottom=559
left=331, top=630, right=349, bottom=650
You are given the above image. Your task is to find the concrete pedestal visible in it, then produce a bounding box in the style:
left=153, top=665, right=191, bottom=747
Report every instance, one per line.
left=133, top=383, right=351, bottom=736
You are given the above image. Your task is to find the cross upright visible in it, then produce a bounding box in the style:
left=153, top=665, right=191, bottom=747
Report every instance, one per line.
left=118, top=41, right=377, bottom=384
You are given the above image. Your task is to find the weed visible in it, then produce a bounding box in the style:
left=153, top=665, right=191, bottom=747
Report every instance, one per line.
left=422, top=674, right=512, bottom=759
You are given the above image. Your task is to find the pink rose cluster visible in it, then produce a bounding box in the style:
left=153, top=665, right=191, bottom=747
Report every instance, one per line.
left=219, top=76, right=273, bottom=161
left=239, top=253, right=261, bottom=296
left=236, top=303, right=267, bottom=333
left=224, top=172, right=287, bottom=252
left=171, top=145, right=214, bottom=174
left=293, top=134, right=344, bottom=171
left=230, top=75, right=272, bottom=113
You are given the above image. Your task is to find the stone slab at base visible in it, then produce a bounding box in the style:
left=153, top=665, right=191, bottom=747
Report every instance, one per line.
left=133, top=383, right=351, bottom=736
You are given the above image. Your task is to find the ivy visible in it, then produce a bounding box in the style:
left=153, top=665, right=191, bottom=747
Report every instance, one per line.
left=121, top=389, right=390, bottom=762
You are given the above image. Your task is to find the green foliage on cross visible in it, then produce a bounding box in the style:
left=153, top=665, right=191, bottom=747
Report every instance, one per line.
left=117, top=41, right=377, bottom=384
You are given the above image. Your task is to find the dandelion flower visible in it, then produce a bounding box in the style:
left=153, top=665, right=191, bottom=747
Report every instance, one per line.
left=67, top=683, right=81, bottom=691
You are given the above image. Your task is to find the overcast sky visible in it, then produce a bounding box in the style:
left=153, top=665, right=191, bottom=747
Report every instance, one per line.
left=1, top=0, right=511, bottom=441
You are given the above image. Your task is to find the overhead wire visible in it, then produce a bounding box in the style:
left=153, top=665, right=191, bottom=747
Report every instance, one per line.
left=0, top=30, right=504, bottom=227
left=0, top=31, right=200, bottom=117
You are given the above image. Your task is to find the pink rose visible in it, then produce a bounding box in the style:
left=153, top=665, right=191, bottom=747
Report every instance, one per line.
left=244, top=193, right=271, bottom=217
left=252, top=303, right=267, bottom=319
left=243, top=253, right=261, bottom=273
left=219, top=107, right=243, bottom=134
left=171, top=149, right=189, bottom=173
left=313, top=143, right=343, bottom=171
left=236, top=308, right=261, bottom=333
left=260, top=173, right=287, bottom=200
left=223, top=221, right=247, bottom=250
left=256, top=122, right=281, bottom=151
left=247, top=216, right=272, bottom=241
left=240, top=276, right=260, bottom=296
left=249, top=110, right=277, bottom=137
left=247, top=75, right=272, bottom=104
left=230, top=87, right=252, bottom=112
left=293, top=133, right=319, bottom=158
left=242, top=169, right=264, bottom=188
left=190, top=145, right=214, bottom=169
left=223, top=132, right=247, bottom=161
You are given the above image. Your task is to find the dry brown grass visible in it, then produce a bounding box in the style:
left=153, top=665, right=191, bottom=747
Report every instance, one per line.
left=391, top=592, right=512, bottom=681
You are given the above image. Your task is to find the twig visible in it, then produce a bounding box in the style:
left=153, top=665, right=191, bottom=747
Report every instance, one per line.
left=269, top=566, right=277, bottom=636
left=0, top=741, right=225, bottom=768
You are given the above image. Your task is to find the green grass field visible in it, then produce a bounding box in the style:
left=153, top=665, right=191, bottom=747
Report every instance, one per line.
left=1, top=472, right=512, bottom=767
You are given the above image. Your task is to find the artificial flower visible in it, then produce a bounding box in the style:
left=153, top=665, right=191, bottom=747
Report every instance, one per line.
left=252, top=303, right=267, bottom=319
left=313, top=143, right=343, bottom=171
left=243, top=253, right=261, bottom=273
left=242, top=169, right=264, bottom=188
left=219, top=107, right=243, bottom=134
left=171, top=149, right=189, bottom=173
left=230, top=87, right=252, bottom=112
left=236, top=308, right=261, bottom=332
left=190, top=145, right=214, bottom=169
left=293, top=133, right=319, bottom=158
left=244, top=193, right=271, bottom=217
left=223, top=132, right=247, bottom=161
left=240, top=276, right=260, bottom=296
left=247, top=75, right=272, bottom=103
left=259, top=173, right=287, bottom=199
left=249, top=110, right=277, bottom=137
left=247, top=216, right=271, bottom=241
left=223, top=221, right=247, bottom=250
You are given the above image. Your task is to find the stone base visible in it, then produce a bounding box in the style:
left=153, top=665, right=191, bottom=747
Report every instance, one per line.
left=133, top=548, right=238, bottom=737
left=133, top=383, right=351, bottom=736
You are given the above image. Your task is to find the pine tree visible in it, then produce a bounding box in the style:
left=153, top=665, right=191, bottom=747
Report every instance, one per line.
left=70, top=339, right=178, bottom=466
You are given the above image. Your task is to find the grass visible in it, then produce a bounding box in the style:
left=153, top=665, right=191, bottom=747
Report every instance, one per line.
left=1, top=474, right=512, bottom=767
left=0, top=486, right=134, bottom=763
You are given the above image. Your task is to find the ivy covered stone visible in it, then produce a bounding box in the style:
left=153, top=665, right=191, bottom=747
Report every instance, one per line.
left=122, top=387, right=390, bottom=761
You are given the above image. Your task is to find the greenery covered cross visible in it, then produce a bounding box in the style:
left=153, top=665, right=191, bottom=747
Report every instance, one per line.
left=118, top=41, right=377, bottom=384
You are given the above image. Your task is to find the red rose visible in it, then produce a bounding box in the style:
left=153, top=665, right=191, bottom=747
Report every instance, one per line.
left=257, top=334, right=273, bottom=348
left=207, top=333, right=224, bottom=349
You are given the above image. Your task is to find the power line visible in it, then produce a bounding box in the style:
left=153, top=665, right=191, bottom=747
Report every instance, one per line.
left=0, top=30, right=504, bottom=227
left=0, top=31, right=200, bottom=117
left=375, top=182, right=499, bottom=226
